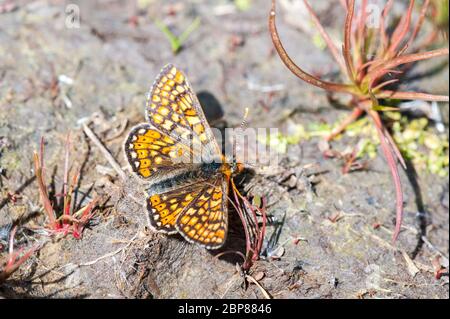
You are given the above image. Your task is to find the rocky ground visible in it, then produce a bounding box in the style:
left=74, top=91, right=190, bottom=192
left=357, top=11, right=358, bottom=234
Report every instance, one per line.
left=0, top=0, right=448, bottom=298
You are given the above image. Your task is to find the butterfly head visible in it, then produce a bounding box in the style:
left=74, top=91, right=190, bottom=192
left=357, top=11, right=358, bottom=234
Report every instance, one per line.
left=221, top=160, right=245, bottom=178
left=231, top=162, right=244, bottom=175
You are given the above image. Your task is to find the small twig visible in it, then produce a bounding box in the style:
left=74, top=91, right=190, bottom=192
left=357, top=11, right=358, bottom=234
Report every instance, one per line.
left=245, top=274, right=272, bottom=299
left=387, top=0, right=415, bottom=56
left=372, top=79, right=400, bottom=93
left=366, top=48, right=449, bottom=85
left=406, top=0, right=430, bottom=50
left=220, top=273, right=240, bottom=299
left=302, top=0, right=347, bottom=75
left=382, top=126, right=407, bottom=170
left=421, top=236, right=449, bottom=266
left=83, top=124, right=126, bottom=181
left=33, top=149, right=57, bottom=227
left=375, top=90, right=449, bottom=102
left=63, top=133, right=71, bottom=218
left=215, top=250, right=246, bottom=262
left=379, top=0, right=394, bottom=52
left=0, top=226, right=41, bottom=283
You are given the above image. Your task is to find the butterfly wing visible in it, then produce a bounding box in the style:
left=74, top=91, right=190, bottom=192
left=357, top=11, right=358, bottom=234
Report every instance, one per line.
left=175, top=176, right=229, bottom=249
left=146, top=182, right=207, bottom=234
left=124, top=123, right=194, bottom=181
left=145, top=64, right=222, bottom=163
left=146, top=174, right=229, bottom=249
left=125, top=64, right=222, bottom=180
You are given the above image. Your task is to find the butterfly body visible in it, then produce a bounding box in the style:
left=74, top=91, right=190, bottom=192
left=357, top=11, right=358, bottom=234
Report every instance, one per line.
left=124, top=64, right=241, bottom=249
left=145, top=162, right=225, bottom=196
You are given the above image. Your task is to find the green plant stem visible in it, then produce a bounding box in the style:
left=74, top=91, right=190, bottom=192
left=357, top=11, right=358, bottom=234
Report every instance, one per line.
left=154, top=17, right=201, bottom=54
left=179, top=17, right=201, bottom=45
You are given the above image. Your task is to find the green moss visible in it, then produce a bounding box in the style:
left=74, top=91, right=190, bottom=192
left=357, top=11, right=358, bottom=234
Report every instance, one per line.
left=0, top=150, right=22, bottom=171
left=261, top=114, right=448, bottom=176
left=391, top=116, right=449, bottom=176
left=312, top=33, right=327, bottom=50
left=258, top=123, right=310, bottom=154
left=432, top=0, right=449, bottom=30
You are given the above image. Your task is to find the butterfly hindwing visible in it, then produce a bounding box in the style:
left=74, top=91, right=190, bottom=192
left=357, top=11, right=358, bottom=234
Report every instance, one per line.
left=146, top=182, right=206, bottom=234
left=176, top=177, right=228, bottom=249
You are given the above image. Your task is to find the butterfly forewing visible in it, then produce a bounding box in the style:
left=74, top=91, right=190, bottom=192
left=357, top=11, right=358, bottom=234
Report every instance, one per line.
left=124, top=123, right=193, bottom=180
left=145, top=64, right=222, bottom=163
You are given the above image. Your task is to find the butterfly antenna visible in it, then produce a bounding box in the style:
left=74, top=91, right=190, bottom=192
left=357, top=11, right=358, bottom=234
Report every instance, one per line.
left=240, top=107, right=249, bottom=131
left=233, top=108, right=249, bottom=164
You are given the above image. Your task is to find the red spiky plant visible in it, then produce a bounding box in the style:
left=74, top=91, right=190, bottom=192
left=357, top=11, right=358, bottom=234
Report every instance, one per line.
left=33, top=135, right=98, bottom=239
left=231, top=180, right=268, bottom=271
left=215, top=180, right=267, bottom=272
left=269, top=0, right=449, bottom=242
left=0, top=226, right=40, bottom=284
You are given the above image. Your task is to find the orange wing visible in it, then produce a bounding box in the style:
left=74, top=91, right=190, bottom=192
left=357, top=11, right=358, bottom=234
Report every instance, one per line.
left=145, top=64, right=222, bottom=163
left=124, top=123, right=192, bottom=180
left=146, top=176, right=229, bottom=249
left=146, top=182, right=206, bottom=234
left=175, top=178, right=229, bottom=249
left=125, top=64, right=223, bottom=180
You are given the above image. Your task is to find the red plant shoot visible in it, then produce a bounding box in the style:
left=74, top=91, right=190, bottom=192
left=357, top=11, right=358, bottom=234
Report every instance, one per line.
left=33, top=135, right=99, bottom=239
left=230, top=179, right=267, bottom=271
left=0, top=226, right=40, bottom=283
